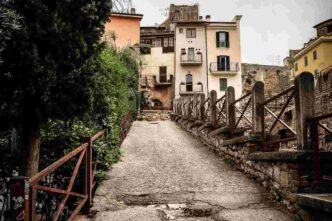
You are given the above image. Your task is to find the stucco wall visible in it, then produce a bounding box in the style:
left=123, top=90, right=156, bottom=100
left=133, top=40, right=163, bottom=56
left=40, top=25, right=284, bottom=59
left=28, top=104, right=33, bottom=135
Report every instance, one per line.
left=206, top=22, right=242, bottom=99
left=175, top=25, right=208, bottom=98
left=104, top=15, right=141, bottom=48
left=294, top=38, right=332, bottom=75
left=141, top=47, right=174, bottom=80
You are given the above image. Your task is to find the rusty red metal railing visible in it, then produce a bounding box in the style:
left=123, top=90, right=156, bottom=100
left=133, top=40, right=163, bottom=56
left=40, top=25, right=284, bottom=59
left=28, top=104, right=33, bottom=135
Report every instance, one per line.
left=10, top=128, right=108, bottom=221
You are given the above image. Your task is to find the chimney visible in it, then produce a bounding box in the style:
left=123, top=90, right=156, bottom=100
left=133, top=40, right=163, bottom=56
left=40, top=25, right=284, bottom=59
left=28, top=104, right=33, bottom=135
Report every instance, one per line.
left=205, top=15, right=211, bottom=21
left=130, top=8, right=136, bottom=14
left=199, top=16, right=203, bottom=21
left=232, top=15, right=243, bottom=22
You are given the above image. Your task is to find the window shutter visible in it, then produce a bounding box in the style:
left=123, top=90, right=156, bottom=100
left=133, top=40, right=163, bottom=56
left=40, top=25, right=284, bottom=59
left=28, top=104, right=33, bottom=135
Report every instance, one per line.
left=226, top=32, right=230, bottom=48
left=216, top=32, right=219, bottom=48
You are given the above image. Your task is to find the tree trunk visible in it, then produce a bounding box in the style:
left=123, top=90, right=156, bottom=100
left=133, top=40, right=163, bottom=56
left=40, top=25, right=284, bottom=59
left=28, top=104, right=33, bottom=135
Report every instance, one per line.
left=23, top=122, right=41, bottom=177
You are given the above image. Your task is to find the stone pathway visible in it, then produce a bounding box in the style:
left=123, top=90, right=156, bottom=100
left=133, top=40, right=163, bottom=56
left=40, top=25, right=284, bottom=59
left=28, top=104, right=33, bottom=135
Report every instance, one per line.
left=77, top=120, right=293, bottom=221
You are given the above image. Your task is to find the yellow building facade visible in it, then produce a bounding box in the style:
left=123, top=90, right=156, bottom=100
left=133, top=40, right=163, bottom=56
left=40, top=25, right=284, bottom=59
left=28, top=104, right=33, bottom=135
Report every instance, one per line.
left=294, top=19, right=332, bottom=76
left=294, top=36, right=332, bottom=75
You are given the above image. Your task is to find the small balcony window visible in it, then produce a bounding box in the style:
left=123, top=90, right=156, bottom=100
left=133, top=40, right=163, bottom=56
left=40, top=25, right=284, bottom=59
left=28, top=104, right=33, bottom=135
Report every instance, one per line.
left=186, top=74, right=193, bottom=92
left=217, top=55, right=230, bottom=71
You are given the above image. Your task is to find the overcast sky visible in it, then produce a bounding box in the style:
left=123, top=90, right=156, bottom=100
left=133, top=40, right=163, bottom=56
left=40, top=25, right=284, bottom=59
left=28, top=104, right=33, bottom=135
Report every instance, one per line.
left=134, top=0, right=332, bottom=65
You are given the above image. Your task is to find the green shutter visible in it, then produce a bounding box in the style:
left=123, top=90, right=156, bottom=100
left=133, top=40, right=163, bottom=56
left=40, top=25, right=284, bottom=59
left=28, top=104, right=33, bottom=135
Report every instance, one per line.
left=225, top=32, right=230, bottom=48
left=220, top=79, right=227, bottom=91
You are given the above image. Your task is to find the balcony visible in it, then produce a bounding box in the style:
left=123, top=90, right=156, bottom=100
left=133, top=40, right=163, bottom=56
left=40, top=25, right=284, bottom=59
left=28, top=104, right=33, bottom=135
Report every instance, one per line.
left=180, top=53, right=203, bottom=66
left=210, top=62, right=240, bottom=75
left=179, top=83, right=203, bottom=95
left=154, top=75, right=173, bottom=87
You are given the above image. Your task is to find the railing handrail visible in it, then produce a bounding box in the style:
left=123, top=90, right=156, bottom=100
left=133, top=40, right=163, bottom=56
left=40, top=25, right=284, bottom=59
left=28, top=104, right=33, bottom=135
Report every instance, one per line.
left=231, top=92, right=252, bottom=106
left=263, top=86, right=295, bottom=105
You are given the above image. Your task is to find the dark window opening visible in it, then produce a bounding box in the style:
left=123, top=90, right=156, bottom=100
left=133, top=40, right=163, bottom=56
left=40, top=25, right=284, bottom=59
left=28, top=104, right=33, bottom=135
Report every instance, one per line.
left=159, top=66, right=167, bottom=83
left=294, top=63, right=298, bottom=71
left=216, top=32, right=229, bottom=48
left=186, top=74, right=193, bottom=91
left=327, top=24, right=332, bottom=33
left=304, top=56, right=308, bottom=66
left=217, top=55, right=230, bottom=71
left=179, top=28, right=183, bottom=33
left=313, top=50, right=317, bottom=60
left=186, top=28, right=196, bottom=38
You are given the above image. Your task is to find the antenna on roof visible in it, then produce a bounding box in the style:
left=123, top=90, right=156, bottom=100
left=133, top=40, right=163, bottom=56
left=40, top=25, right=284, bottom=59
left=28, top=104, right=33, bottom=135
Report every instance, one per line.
left=159, top=7, right=169, bottom=17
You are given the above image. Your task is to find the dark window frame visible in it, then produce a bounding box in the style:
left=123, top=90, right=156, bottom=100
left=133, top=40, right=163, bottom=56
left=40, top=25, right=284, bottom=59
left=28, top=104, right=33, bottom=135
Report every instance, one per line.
left=304, top=56, right=308, bottom=66
left=216, top=31, right=230, bottom=48
left=186, top=28, right=196, bottom=38
left=159, top=66, right=167, bottom=83
left=217, top=55, right=230, bottom=71
left=186, top=73, right=193, bottom=92
left=313, top=50, right=317, bottom=60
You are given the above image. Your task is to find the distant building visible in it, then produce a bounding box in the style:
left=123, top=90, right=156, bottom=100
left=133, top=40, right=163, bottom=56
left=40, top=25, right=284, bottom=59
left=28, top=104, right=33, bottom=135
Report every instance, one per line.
left=175, top=15, right=243, bottom=99
left=140, top=26, right=175, bottom=110
left=293, top=18, right=332, bottom=77
left=241, top=63, right=292, bottom=96
left=104, top=10, right=143, bottom=48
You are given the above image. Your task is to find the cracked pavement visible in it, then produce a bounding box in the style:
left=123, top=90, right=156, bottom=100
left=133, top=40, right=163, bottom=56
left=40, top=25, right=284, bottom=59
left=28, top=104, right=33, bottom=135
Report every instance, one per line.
left=77, top=120, right=293, bottom=221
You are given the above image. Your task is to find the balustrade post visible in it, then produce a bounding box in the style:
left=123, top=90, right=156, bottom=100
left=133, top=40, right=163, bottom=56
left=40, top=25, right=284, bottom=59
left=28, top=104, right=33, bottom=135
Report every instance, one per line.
left=252, top=82, right=265, bottom=139
left=209, top=90, right=217, bottom=127
left=82, top=136, right=93, bottom=214
left=193, top=93, right=198, bottom=119
left=226, top=87, right=236, bottom=130
left=294, top=72, right=315, bottom=150
left=10, top=177, right=30, bottom=221
left=198, top=94, right=205, bottom=121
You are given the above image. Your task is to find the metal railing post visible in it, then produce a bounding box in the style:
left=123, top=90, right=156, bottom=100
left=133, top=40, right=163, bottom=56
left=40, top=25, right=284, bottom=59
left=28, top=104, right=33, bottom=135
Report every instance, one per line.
left=82, top=136, right=93, bottom=214
left=9, top=177, right=30, bottom=221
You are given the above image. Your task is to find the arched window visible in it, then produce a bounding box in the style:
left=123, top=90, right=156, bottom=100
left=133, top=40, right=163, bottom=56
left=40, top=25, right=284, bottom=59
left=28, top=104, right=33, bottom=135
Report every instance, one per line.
left=186, top=74, right=193, bottom=92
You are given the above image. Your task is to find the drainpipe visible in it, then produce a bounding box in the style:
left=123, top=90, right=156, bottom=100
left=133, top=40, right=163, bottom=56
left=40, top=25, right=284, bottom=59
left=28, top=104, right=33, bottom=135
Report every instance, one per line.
left=205, top=24, right=209, bottom=95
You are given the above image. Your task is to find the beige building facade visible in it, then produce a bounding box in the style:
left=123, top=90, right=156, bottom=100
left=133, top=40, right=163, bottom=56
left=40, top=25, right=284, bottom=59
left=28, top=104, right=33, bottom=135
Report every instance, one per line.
left=206, top=16, right=242, bottom=99
left=174, top=16, right=243, bottom=99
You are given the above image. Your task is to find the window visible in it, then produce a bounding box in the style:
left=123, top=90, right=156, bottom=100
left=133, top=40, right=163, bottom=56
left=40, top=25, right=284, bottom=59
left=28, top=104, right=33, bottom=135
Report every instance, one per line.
left=186, top=28, right=196, bottom=38
left=163, top=38, right=174, bottom=47
left=220, top=79, right=227, bottom=91
left=313, top=50, right=317, bottom=60
left=181, top=48, right=186, bottom=54
left=304, top=56, right=308, bottom=66
left=159, top=66, right=167, bottom=83
left=217, top=55, right=230, bottom=71
left=216, top=32, right=229, bottom=48
left=294, top=63, right=298, bottom=71
left=179, top=28, right=183, bottom=33
left=188, top=48, right=195, bottom=61
left=152, top=38, right=162, bottom=47
left=328, top=24, right=332, bottom=33
left=186, top=74, right=193, bottom=91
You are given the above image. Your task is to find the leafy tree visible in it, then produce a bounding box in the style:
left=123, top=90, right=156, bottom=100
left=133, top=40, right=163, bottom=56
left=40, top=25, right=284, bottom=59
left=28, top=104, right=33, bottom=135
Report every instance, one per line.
left=0, top=0, right=112, bottom=177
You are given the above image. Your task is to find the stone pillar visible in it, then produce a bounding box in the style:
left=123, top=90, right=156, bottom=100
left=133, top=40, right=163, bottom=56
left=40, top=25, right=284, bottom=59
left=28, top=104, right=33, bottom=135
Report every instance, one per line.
left=252, top=82, right=265, bottom=138
left=209, top=90, right=217, bottom=127
left=294, top=72, right=315, bottom=150
left=226, top=87, right=236, bottom=130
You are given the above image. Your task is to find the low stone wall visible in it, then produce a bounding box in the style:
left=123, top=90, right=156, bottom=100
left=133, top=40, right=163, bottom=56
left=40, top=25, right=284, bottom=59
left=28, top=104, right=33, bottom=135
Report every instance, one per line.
left=173, top=116, right=332, bottom=220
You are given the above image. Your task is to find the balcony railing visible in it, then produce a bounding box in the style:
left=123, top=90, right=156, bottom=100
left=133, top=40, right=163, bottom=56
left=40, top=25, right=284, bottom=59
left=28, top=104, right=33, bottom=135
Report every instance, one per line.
left=179, top=83, right=203, bottom=94
left=180, top=54, right=203, bottom=66
left=210, top=62, right=240, bottom=73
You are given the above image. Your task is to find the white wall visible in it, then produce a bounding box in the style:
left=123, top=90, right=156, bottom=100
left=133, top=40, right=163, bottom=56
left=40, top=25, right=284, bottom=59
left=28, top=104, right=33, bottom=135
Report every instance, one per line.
left=175, top=25, right=208, bottom=98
